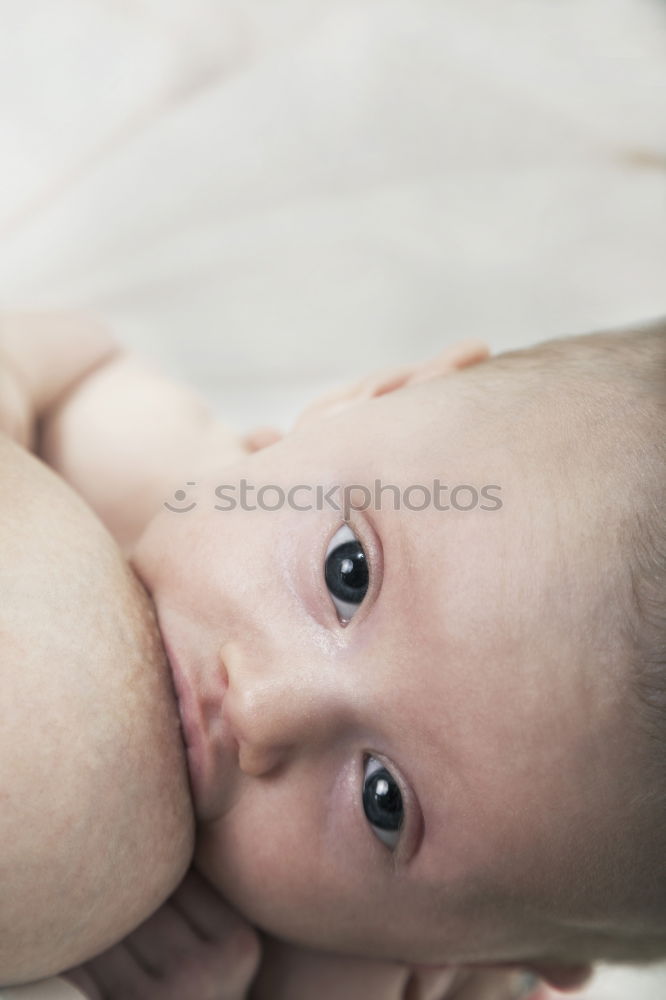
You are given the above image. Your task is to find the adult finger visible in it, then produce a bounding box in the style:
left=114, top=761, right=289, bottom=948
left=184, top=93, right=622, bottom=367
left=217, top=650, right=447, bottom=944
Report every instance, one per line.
left=171, top=869, right=261, bottom=988
left=82, top=942, right=153, bottom=1000
left=452, top=968, right=543, bottom=1000
left=118, top=900, right=200, bottom=975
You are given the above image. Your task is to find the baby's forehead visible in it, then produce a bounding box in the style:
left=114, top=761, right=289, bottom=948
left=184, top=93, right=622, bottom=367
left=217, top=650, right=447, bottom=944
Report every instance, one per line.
left=290, top=376, right=497, bottom=479
left=284, top=376, right=620, bottom=643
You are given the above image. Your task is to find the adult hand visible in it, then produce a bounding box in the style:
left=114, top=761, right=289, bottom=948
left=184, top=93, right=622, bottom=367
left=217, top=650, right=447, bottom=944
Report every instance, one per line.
left=62, top=869, right=261, bottom=1000
left=248, top=933, right=542, bottom=1000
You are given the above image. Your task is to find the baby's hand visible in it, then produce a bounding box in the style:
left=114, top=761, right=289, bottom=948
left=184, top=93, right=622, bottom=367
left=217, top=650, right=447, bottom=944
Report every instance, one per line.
left=62, top=869, right=261, bottom=1000
left=241, top=425, right=284, bottom=452
left=291, top=339, right=489, bottom=430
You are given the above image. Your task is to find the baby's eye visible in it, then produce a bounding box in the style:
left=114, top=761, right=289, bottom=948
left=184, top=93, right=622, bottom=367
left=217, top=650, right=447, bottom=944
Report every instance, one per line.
left=324, top=522, right=369, bottom=623
left=362, top=755, right=404, bottom=850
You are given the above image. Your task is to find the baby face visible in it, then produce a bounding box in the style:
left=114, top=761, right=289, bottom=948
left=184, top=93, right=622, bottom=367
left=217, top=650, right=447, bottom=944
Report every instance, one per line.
left=0, top=435, right=193, bottom=983
left=132, top=371, right=638, bottom=986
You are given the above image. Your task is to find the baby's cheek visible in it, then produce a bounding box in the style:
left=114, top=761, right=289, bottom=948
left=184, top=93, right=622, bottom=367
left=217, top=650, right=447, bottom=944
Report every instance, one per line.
left=193, top=798, right=353, bottom=952
left=194, top=806, right=309, bottom=923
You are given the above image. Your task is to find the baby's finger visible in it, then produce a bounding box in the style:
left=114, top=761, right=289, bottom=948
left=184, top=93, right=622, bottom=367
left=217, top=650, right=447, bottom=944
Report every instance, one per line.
left=291, top=365, right=418, bottom=430
left=242, top=425, right=283, bottom=452
left=292, top=339, right=491, bottom=430
left=80, top=941, right=153, bottom=1000
left=407, top=340, right=490, bottom=385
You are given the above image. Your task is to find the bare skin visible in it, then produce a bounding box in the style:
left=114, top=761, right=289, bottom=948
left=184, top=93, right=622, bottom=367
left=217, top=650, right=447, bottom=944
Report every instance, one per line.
left=0, top=437, right=194, bottom=984
left=1, top=314, right=527, bottom=1000
left=5, top=311, right=659, bottom=997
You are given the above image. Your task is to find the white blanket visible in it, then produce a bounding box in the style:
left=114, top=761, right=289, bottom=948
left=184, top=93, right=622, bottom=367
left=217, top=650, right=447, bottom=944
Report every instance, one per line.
left=1, top=0, right=665, bottom=426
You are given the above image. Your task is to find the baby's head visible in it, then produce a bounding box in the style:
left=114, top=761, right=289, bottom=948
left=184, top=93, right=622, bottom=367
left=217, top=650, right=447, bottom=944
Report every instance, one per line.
left=453, top=323, right=666, bottom=971
left=463, top=318, right=666, bottom=909
left=447, top=320, right=666, bottom=966
left=133, top=319, right=665, bottom=992
left=0, top=435, right=194, bottom=984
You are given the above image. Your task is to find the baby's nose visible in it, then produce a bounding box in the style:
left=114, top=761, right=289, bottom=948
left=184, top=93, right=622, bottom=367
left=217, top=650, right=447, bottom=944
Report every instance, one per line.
left=220, top=642, right=341, bottom=777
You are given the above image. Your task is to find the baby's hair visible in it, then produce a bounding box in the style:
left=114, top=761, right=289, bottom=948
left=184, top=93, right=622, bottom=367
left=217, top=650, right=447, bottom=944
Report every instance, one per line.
left=467, top=318, right=666, bottom=931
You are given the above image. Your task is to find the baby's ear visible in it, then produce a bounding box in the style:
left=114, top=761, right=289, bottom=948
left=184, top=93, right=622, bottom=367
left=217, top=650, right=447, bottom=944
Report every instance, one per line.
left=292, top=339, right=489, bottom=429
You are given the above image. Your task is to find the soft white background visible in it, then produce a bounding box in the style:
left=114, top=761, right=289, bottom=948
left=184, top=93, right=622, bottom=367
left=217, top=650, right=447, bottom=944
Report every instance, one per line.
left=1, top=2, right=666, bottom=993
left=1, top=0, right=665, bottom=431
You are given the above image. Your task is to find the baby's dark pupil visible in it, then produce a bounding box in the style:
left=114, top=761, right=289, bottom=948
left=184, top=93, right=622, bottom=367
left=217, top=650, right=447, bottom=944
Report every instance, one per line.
left=363, top=766, right=403, bottom=831
left=324, top=539, right=369, bottom=605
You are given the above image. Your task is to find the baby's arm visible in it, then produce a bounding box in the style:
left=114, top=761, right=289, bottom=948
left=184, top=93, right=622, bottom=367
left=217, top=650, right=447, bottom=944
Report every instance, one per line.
left=0, top=311, right=118, bottom=450
left=0, top=311, right=486, bottom=551
left=0, top=311, right=263, bottom=551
